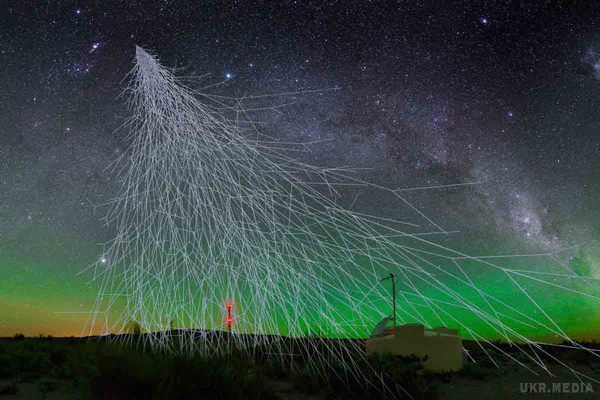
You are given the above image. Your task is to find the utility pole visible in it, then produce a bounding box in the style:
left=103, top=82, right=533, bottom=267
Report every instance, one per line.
left=381, top=273, right=396, bottom=328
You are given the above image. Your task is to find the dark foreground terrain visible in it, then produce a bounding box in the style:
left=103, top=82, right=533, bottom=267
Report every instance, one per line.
left=0, top=334, right=598, bottom=399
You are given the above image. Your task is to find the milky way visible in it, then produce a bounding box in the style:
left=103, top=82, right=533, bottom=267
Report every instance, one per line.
left=1, top=2, right=599, bottom=337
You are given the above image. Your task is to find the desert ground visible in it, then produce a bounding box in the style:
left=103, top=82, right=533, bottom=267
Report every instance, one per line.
left=0, top=334, right=598, bottom=399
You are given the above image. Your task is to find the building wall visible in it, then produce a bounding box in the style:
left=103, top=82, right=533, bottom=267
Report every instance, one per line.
left=366, top=324, right=463, bottom=372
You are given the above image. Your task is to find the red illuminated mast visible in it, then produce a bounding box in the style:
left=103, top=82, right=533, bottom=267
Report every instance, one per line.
left=226, top=301, right=233, bottom=333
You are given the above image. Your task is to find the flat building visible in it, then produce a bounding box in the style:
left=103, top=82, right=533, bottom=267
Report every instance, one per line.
left=366, top=319, right=463, bottom=372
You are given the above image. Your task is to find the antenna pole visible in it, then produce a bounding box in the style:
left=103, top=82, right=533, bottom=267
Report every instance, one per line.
left=381, top=273, right=396, bottom=328
left=390, top=273, right=396, bottom=328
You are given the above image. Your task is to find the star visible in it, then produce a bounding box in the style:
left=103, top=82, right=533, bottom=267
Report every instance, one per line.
left=479, top=17, right=489, bottom=25
left=225, top=72, right=233, bottom=79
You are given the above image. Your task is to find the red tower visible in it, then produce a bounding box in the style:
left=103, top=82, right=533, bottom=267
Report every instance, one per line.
left=226, top=301, right=233, bottom=333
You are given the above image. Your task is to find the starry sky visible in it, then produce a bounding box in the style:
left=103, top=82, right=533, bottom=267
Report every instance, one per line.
left=1, top=1, right=600, bottom=337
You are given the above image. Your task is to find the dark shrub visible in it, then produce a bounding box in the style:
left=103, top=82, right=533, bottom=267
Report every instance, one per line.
left=291, top=353, right=438, bottom=400
left=458, top=362, right=498, bottom=380
left=49, top=347, right=69, bottom=365
left=0, top=382, right=18, bottom=395
left=39, top=378, right=59, bottom=393
left=90, top=350, right=164, bottom=399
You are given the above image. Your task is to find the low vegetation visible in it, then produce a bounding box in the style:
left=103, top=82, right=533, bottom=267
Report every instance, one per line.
left=0, top=334, right=597, bottom=399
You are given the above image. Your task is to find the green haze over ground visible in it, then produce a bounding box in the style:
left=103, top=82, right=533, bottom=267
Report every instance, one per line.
left=0, top=227, right=102, bottom=337
left=0, top=259, right=99, bottom=337
left=1, top=243, right=598, bottom=341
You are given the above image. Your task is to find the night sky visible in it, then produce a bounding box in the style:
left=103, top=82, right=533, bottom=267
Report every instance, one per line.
left=1, top=1, right=600, bottom=337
